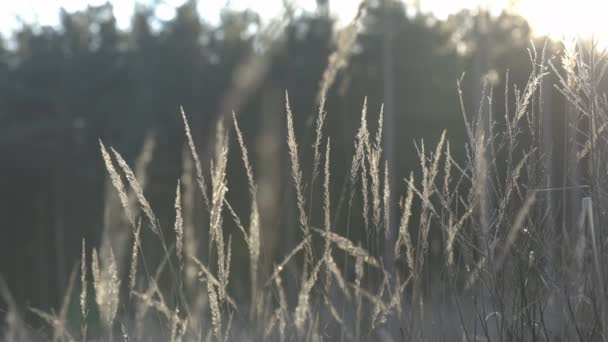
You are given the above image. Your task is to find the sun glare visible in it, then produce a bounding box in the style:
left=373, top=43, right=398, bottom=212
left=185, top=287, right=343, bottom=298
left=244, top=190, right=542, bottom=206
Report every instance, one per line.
left=2, top=0, right=608, bottom=48
left=515, top=0, right=608, bottom=47
left=419, top=0, right=608, bottom=48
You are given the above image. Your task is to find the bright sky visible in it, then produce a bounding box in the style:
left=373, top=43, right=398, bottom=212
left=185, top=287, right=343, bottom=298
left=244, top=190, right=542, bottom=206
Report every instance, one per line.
left=2, top=0, right=608, bottom=45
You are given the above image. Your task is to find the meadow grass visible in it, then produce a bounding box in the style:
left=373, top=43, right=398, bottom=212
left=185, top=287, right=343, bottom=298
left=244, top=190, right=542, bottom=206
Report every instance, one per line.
left=4, top=38, right=608, bottom=341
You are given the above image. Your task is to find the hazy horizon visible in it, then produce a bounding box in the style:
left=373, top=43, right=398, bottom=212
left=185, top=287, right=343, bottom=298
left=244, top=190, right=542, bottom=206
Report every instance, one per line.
left=3, top=0, right=605, bottom=45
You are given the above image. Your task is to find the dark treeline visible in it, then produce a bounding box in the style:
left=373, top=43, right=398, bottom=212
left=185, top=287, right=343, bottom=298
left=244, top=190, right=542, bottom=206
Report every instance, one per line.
left=0, top=0, right=565, bottom=312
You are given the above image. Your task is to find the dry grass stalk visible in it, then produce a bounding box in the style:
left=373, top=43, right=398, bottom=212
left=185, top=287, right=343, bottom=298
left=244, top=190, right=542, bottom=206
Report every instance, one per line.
left=180, top=144, right=198, bottom=290
left=248, top=196, right=261, bottom=310
left=322, top=139, right=333, bottom=288
left=430, top=131, right=446, bottom=194
left=132, top=282, right=172, bottom=321
left=225, top=235, right=232, bottom=294
left=312, top=95, right=328, bottom=188
left=446, top=206, right=474, bottom=272
left=312, top=227, right=379, bottom=267
left=91, top=246, right=120, bottom=328
left=129, top=220, right=141, bottom=293
left=294, top=258, right=324, bottom=335
left=323, top=139, right=332, bottom=256
left=371, top=271, right=389, bottom=331
left=497, top=150, right=532, bottom=226
left=443, top=142, right=451, bottom=205
left=578, top=121, right=608, bottom=160
left=223, top=312, right=234, bottom=342
left=361, top=147, right=370, bottom=231
left=354, top=255, right=364, bottom=340
left=99, top=140, right=134, bottom=225
left=27, top=308, right=55, bottom=332
left=383, top=160, right=390, bottom=238
left=496, top=192, right=537, bottom=269
left=231, top=112, right=261, bottom=314
left=80, top=239, right=87, bottom=318
left=306, top=315, right=321, bottom=342
left=232, top=112, right=256, bottom=193
left=285, top=92, right=313, bottom=266
left=347, top=98, right=371, bottom=232
left=130, top=131, right=156, bottom=213
left=275, top=272, right=288, bottom=341
left=110, top=147, right=160, bottom=235
left=1, top=276, right=28, bottom=342
left=209, top=119, right=230, bottom=303
left=170, top=308, right=188, bottom=342
left=207, top=277, right=222, bottom=341
left=189, top=255, right=238, bottom=310
left=121, top=324, right=129, bottom=341
left=368, top=105, right=384, bottom=233
left=180, top=107, right=210, bottom=208
left=350, top=98, right=369, bottom=191
left=132, top=268, right=172, bottom=333
left=264, top=239, right=307, bottom=287
left=263, top=309, right=279, bottom=340
left=323, top=294, right=346, bottom=328
left=132, top=284, right=152, bottom=342
left=319, top=139, right=350, bottom=298
left=174, top=181, right=184, bottom=265
left=224, top=200, right=248, bottom=246
left=189, top=256, right=220, bottom=287
left=395, top=172, right=415, bottom=273
left=514, top=72, right=543, bottom=123
left=465, top=255, right=487, bottom=290
left=380, top=276, right=409, bottom=323
left=325, top=253, right=350, bottom=299
left=417, top=131, right=446, bottom=270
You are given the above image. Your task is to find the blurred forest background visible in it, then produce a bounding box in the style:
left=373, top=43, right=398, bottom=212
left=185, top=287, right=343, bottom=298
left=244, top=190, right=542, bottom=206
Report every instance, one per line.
left=0, top=0, right=568, bottom=313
